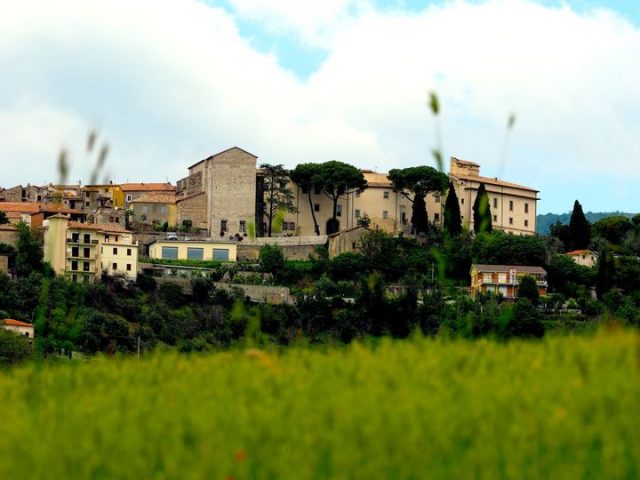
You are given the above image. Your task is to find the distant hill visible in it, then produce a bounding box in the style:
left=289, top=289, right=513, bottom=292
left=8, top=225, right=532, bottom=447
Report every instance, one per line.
left=536, top=211, right=636, bottom=235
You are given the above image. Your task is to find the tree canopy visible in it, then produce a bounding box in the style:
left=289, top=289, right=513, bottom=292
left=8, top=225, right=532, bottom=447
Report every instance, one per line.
left=290, top=163, right=322, bottom=235
left=568, top=200, right=591, bottom=250
left=314, top=161, right=367, bottom=235
left=260, top=163, right=296, bottom=237
left=388, top=166, right=448, bottom=235
left=472, top=183, right=492, bottom=234
left=443, top=182, right=462, bottom=237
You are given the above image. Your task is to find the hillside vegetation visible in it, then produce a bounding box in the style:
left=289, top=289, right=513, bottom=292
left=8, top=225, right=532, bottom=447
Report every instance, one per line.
left=537, top=211, right=635, bottom=235
left=1, top=330, right=638, bottom=479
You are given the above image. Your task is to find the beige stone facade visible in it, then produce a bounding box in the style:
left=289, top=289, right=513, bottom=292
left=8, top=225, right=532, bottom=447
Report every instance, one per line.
left=43, top=215, right=138, bottom=283
left=177, top=147, right=258, bottom=238
left=149, top=240, right=237, bottom=262
left=328, top=226, right=371, bottom=258
left=130, top=193, right=177, bottom=228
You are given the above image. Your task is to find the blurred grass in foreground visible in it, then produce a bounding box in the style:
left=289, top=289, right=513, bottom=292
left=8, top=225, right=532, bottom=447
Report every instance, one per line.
left=0, top=331, right=638, bottom=479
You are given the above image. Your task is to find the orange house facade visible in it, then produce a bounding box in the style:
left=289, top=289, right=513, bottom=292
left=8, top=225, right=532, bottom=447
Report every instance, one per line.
left=470, top=264, right=547, bottom=300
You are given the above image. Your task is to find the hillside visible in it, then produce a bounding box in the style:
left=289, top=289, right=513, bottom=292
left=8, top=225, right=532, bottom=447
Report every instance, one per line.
left=536, top=211, right=636, bottom=235
left=1, top=332, right=638, bottom=479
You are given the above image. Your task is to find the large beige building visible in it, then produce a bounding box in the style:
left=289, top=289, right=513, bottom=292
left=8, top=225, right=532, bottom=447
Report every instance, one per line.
left=44, top=214, right=139, bottom=283
left=278, top=158, right=538, bottom=237
left=176, top=147, right=259, bottom=238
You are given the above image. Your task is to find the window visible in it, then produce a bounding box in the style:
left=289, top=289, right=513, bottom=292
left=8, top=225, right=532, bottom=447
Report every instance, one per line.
left=221, top=219, right=228, bottom=232
left=461, top=198, right=464, bottom=204
left=72, top=232, right=79, bottom=242
left=434, top=195, right=440, bottom=203
left=142, top=205, right=148, bottom=214
left=352, top=242, right=357, bottom=249
left=115, top=217, right=120, bottom=223
left=314, top=204, right=320, bottom=212
left=83, top=262, right=89, bottom=272
left=187, top=247, right=204, bottom=261
left=113, top=247, right=118, bottom=255
left=126, top=264, right=132, bottom=271
left=301, top=186, right=308, bottom=194
left=493, top=198, right=497, bottom=208
left=161, top=206, right=167, bottom=214
left=126, top=195, right=132, bottom=202
left=337, top=205, right=342, bottom=217
left=509, top=200, right=513, bottom=211
left=127, top=248, right=132, bottom=256
left=71, top=261, right=78, bottom=271
left=383, top=210, right=389, bottom=219
left=434, top=213, right=440, bottom=222
left=524, top=219, right=529, bottom=227
left=493, top=215, right=497, bottom=221
left=283, top=222, right=295, bottom=231
left=83, top=233, right=91, bottom=243
left=112, top=263, right=118, bottom=271
left=213, top=249, right=229, bottom=261
left=72, top=246, right=79, bottom=257
left=161, top=246, right=179, bottom=259
left=524, top=203, right=529, bottom=213
left=509, top=217, right=513, bottom=225
left=25, top=332, right=30, bottom=338
left=355, top=209, right=361, bottom=218
left=84, top=275, right=90, bottom=283
left=498, top=273, right=507, bottom=283
left=83, top=247, right=90, bottom=258
left=483, top=273, right=492, bottom=283
left=239, top=221, right=246, bottom=233
left=383, top=191, right=389, bottom=199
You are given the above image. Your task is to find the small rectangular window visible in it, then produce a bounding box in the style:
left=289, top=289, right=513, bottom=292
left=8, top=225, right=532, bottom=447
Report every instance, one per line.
left=525, top=203, right=529, bottom=213
left=187, top=247, right=204, bottom=261
left=71, top=261, right=78, bottom=271
left=434, top=195, right=440, bottom=203
left=461, top=198, right=464, bottom=204
left=383, top=191, right=389, bottom=199
left=493, top=198, right=497, bottom=208
left=383, top=210, right=388, bottom=219
left=509, top=200, right=513, bottom=211
left=83, top=262, right=89, bottom=272
left=434, top=213, right=440, bottom=222
left=113, top=247, right=118, bottom=255
left=213, top=249, right=229, bottom=261
left=221, top=219, right=228, bottom=232
left=126, top=264, right=132, bottom=271
left=83, top=233, right=91, bottom=243
left=112, top=263, right=118, bottom=271
left=509, top=217, right=513, bottom=225
left=337, top=205, right=342, bottom=217
left=161, top=246, right=179, bottom=259
left=127, top=248, right=132, bottom=256
left=355, top=209, right=361, bottom=218
left=83, top=247, right=90, bottom=258
left=239, top=220, right=246, bottom=233
left=314, top=204, right=320, bottom=212
left=493, top=215, right=497, bottom=221
left=126, top=195, right=132, bottom=202
left=524, top=219, right=529, bottom=227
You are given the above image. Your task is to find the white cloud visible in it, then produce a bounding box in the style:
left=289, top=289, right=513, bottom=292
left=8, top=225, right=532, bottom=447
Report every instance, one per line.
left=1, top=0, right=639, bottom=212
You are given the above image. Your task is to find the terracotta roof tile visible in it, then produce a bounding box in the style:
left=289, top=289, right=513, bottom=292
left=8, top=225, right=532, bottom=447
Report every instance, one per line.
left=3, top=319, right=34, bottom=328
left=131, top=193, right=176, bottom=204
left=472, top=264, right=547, bottom=274
left=68, top=221, right=131, bottom=233
left=121, top=183, right=176, bottom=192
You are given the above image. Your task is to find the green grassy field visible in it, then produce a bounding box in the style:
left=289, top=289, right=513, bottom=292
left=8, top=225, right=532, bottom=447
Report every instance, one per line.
left=1, top=331, right=638, bottom=479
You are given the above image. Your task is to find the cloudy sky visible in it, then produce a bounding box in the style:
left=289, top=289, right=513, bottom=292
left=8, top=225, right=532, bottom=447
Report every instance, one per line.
left=1, top=0, right=639, bottom=214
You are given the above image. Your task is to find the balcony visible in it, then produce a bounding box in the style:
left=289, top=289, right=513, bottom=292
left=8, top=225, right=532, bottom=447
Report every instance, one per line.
left=67, top=237, right=99, bottom=245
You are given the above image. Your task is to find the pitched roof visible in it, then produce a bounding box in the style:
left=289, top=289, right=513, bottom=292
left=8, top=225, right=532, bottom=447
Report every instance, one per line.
left=68, top=221, right=131, bottom=233
left=188, top=146, right=258, bottom=169
left=0, top=202, right=41, bottom=214
left=120, top=183, right=175, bottom=192
left=451, top=173, right=539, bottom=192
left=131, top=193, right=176, bottom=204
left=451, top=157, right=480, bottom=167
left=566, top=249, right=595, bottom=256
left=3, top=319, right=34, bottom=328
left=472, top=264, right=547, bottom=274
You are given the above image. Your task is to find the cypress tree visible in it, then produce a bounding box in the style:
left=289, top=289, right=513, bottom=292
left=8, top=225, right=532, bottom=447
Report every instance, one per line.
left=472, top=183, right=492, bottom=234
left=596, top=248, right=615, bottom=299
left=411, top=194, right=429, bottom=235
left=443, top=182, right=462, bottom=237
left=568, top=200, right=591, bottom=250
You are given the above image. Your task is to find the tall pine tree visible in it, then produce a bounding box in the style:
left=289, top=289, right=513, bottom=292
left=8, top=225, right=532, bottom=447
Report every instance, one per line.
left=568, top=200, right=591, bottom=250
left=596, top=248, right=615, bottom=299
left=443, top=182, right=462, bottom=237
left=472, top=183, right=492, bottom=234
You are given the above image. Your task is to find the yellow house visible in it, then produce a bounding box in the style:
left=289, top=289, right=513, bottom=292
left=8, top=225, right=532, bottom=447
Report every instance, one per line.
left=82, top=183, right=125, bottom=209
left=130, top=193, right=177, bottom=227
left=149, top=240, right=237, bottom=262
left=43, top=214, right=138, bottom=282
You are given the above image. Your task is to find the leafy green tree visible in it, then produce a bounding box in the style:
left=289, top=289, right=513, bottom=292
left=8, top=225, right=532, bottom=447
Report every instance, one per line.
left=259, top=244, right=285, bottom=276
left=388, top=166, right=448, bottom=235
left=593, top=216, right=633, bottom=246
left=443, top=182, right=462, bottom=237
left=260, top=163, right=296, bottom=237
left=290, top=163, right=322, bottom=235
left=472, top=183, right=492, bottom=234
left=546, top=254, right=594, bottom=297
left=472, top=231, right=546, bottom=266
left=314, top=161, right=367, bottom=234
left=549, top=221, right=570, bottom=252
left=568, top=200, right=590, bottom=250
left=15, top=222, right=42, bottom=278
left=0, top=210, right=8, bottom=225
left=0, top=329, right=32, bottom=366
left=596, top=248, right=616, bottom=299
left=517, top=275, right=539, bottom=305
left=505, top=298, right=544, bottom=338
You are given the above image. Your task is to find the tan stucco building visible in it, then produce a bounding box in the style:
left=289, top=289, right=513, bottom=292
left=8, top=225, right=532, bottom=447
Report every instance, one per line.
left=470, top=264, right=548, bottom=300
left=2, top=319, right=35, bottom=340
left=130, top=193, right=177, bottom=228
left=43, top=214, right=139, bottom=282
left=566, top=249, right=597, bottom=268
